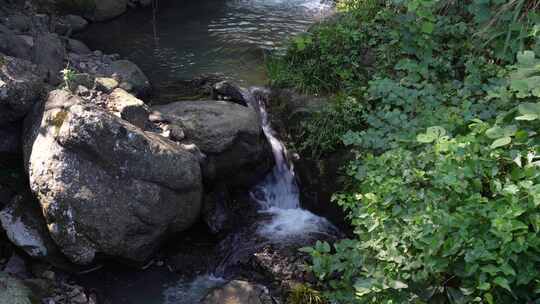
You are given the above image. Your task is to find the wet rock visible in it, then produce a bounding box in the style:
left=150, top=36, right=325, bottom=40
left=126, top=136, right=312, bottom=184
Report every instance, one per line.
left=32, top=33, right=65, bottom=84
left=150, top=100, right=273, bottom=188
left=107, top=88, right=149, bottom=129
left=201, top=280, right=274, bottom=304
left=212, top=81, right=248, bottom=106
left=0, top=53, right=47, bottom=123
left=24, top=89, right=203, bottom=265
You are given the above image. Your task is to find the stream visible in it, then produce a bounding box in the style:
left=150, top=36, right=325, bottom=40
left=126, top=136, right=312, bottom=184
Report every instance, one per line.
left=76, top=1, right=336, bottom=303
left=79, top=0, right=332, bottom=90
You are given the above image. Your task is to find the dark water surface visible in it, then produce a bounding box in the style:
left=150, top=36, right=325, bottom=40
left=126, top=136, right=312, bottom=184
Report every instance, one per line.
left=79, top=0, right=332, bottom=88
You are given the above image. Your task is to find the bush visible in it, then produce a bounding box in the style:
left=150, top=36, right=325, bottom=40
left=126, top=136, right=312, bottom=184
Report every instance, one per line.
left=268, top=0, right=540, bottom=303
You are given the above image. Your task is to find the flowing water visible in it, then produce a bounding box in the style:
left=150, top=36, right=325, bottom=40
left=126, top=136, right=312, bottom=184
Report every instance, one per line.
left=79, top=0, right=333, bottom=89
left=248, top=88, right=338, bottom=242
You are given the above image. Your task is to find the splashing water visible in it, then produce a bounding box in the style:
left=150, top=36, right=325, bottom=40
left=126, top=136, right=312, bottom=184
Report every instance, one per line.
left=248, top=89, right=337, bottom=241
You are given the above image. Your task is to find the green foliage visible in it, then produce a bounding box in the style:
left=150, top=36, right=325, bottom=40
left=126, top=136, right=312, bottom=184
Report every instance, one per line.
left=267, top=0, right=540, bottom=303
left=303, top=52, right=540, bottom=303
left=288, top=283, right=327, bottom=304
left=298, top=95, right=364, bottom=158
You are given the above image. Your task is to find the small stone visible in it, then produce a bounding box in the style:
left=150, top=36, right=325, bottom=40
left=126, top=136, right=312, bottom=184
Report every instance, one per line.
left=95, top=77, right=119, bottom=93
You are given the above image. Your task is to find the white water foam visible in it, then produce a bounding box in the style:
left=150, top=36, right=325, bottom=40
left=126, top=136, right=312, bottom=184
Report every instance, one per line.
left=249, top=89, right=337, bottom=240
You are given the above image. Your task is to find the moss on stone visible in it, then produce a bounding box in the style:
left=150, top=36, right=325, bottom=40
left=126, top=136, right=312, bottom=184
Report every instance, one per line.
left=50, top=110, right=69, bottom=135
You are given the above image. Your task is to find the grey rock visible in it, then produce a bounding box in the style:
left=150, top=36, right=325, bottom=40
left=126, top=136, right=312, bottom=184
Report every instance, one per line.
left=0, top=194, right=59, bottom=260
left=63, top=14, right=88, bottom=33
left=110, top=60, right=150, bottom=96
left=107, top=88, right=149, bottom=129
left=32, top=33, right=65, bottom=84
left=24, top=90, right=203, bottom=264
left=66, top=73, right=95, bottom=92
left=0, top=28, right=32, bottom=60
left=66, top=39, right=91, bottom=55
left=17, top=35, right=33, bottom=48
left=200, top=280, right=273, bottom=304
left=0, top=54, right=47, bottom=123
left=151, top=100, right=272, bottom=187
left=212, top=81, right=247, bottom=106
left=3, top=13, right=31, bottom=32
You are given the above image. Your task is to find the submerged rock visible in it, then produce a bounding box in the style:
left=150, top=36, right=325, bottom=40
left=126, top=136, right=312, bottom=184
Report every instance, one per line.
left=150, top=100, right=273, bottom=188
left=24, top=90, right=203, bottom=264
left=200, top=280, right=274, bottom=304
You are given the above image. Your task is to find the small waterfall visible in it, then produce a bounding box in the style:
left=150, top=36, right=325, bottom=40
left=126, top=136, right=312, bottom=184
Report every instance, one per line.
left=249, top=89, right=300, bottom=210
left=247, top=88, right=338, bottom=241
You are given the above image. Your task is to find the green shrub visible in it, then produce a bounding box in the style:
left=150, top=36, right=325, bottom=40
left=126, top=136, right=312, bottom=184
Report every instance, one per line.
left=301, top=51, right=540, bottom=303
left=269, top=0, right=540, bottom=303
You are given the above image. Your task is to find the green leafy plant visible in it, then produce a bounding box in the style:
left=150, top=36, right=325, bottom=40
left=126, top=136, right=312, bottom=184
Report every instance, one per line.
left=288, top=283, right=327, bottom=304
left=267, top=1, right=540, bottom=302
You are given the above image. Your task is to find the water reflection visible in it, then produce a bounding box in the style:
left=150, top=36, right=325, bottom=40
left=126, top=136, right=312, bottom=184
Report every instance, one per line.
left=78, top=0, right=333, bottom=87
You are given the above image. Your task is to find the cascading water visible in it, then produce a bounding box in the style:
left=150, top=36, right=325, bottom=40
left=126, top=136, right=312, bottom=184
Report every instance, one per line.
left=248, top=88, right=338, bottom=241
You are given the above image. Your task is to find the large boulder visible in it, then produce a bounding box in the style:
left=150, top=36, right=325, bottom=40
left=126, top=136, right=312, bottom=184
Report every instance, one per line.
left=150, top=100, right=272, bottom=188
left=23, top=90, right=203, bottom=265
left=0, top=53, right=47, bottom=123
